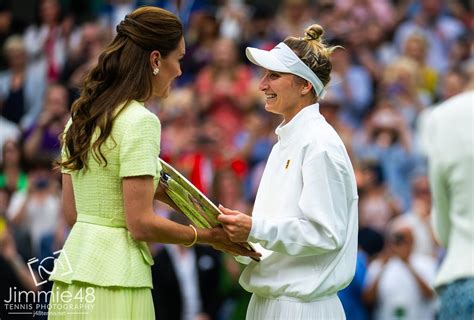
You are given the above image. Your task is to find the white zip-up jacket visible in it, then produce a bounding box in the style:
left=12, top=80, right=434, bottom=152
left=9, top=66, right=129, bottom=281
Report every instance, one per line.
left=238, top=103, right=359, bottom=302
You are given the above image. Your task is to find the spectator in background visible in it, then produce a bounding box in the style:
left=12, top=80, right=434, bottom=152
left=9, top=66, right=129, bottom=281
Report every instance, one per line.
left=319, top=99, right=353, bottom=156
left=357, top=227, right=385, bottom=263
left=181, top=130, right=222, bottom=195
left=158, top=87, right=199, bottom=162
left=233, top=109, right=276, bottom=202
left=179, top=11, right=219, bottom=85
left=356, top=160, right=400, bottom=233
left=0, top=35, right=46, bottom=128
left=217, top=0, right=249, bottom=41
left=424, top=87, right=474, bottom=319
left=211, top=167, right=250, bottom=214
left=339, top=224, right=387, bottom=320
left=242, top=3, right=279, bottom=51
left=352, top=100, right=416, bottom=211
left=353, top=18, right=398, bottom=83
left=6, top=160, right=60, bottom=259
left=394, top=0, right=465, bottom=73
left=446, top=32, right=471, bottom=71
left=24, top=0, right=72, bottom=83
left=151, top=212, right=223, bottom=320
left=444, top=0, right=471, bottom=25
left=22, top=83, right=69, bottom=163
left=327, top=45, right=373, bottom=129
left=195, top=37, right=254, bottom=144
left=363, top=218, right=436, bottom=320
left=381, top=57, right=431, bottom=129
left=0, top=2, right=25, bottom=71
left=0, top=139, right=28, bottom=193
left=398, top=175, right=438, bottom=258
left=98, top=0, right=135, bottom=37
left=0, top=187, right=9, bottom=219
left=61, top=21, right=108, bottom=100
left=311, top=0, right=341, bottom=39
left=0, top=116, right=20, bottom=164
left=274, top=0, right=313, bottom=40
left=210, top=167, right=253, bottom=319
left=178, top=11, right=219, bottom=86
left=334, top=0, right=395, bottom=32
left=178, top=117, right=249, bottom=196
left=0, top=221, right=38, bottom=320
left=219, top=253, right=252, bottom=320
left=338, top=248, right=370, bottom=320
left=0, top=149, right=31, bottom=262
left=153, top=0, right=214, bottom=31
left=402, top=32, right=438, bottom=97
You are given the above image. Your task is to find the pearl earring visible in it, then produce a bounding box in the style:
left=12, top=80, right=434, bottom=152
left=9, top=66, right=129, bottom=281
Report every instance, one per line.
left=153, top=67, right=160, bottom=76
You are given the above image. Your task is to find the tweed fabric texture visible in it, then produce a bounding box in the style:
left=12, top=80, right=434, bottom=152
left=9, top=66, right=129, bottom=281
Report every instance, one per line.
left=48, top=281, right=155, bottom=319
left=50, top=100, right=161, bottom=288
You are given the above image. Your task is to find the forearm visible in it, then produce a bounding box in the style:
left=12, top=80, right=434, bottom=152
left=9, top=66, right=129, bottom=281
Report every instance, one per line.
left=362, top=264, right=387, bottom=306
left=130, top=210, right=259, bottom=259
left=128, top=210, right=218, bottom=247
left=362, top=278, right=380, bottom=306
left=8, top=255, right=37, bottom=291
left=129, top=212, right=195, bottom=243
left=62, top=195, right=77, bottom=227
left=64, top=210, right=76, bottom=228
left=406, top=263, right=434, bottom=299
left=62, top=174, right=77, bottom=227
left=125, top=177, right=260, bottom=259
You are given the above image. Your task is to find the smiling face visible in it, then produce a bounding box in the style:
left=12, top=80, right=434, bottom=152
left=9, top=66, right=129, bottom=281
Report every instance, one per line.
left=258, top=69, right=311, bottom=122
left=152, top=37, right=185, bottom=98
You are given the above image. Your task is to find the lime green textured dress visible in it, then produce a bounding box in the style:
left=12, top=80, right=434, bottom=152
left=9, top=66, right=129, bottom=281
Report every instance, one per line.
left=48, top=100, right=161, bottom=319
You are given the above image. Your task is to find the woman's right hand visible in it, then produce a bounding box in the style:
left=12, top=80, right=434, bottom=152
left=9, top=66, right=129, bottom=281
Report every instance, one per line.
left=200, top=227, right=261, bottom=259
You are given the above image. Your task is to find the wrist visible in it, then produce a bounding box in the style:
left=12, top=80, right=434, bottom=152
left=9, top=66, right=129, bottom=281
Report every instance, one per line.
left=8, top=254, right=24, bottom=269
left=196, top=228, right=212, bottom=245
left=183, top=224, right=198, bottom=247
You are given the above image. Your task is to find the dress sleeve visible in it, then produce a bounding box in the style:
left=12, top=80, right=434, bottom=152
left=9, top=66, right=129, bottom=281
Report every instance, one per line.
left=119, top=113, right=161, bottom=178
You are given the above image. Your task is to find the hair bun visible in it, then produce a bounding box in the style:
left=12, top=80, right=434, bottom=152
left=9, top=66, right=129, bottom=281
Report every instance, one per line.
left=304, top=24, right=324, bottom=42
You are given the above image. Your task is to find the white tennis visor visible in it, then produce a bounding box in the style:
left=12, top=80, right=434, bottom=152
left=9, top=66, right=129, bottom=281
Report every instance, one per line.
left=246, top=42, right=327, bottom=99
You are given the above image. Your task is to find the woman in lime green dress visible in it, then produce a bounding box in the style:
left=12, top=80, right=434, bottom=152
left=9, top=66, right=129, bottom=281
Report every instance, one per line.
left=48, top=7, right=260, bottom=320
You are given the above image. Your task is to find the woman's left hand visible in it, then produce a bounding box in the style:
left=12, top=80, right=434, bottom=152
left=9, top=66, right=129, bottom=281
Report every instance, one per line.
left=217, top=205, right=252, bottom=243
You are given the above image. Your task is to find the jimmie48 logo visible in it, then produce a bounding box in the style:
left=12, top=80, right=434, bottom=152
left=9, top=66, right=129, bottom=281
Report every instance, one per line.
left=27, top=249, right=73, bottom=286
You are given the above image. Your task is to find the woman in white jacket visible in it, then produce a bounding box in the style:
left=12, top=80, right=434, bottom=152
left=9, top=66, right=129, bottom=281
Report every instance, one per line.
left=218, top=24, right=358, bottom=320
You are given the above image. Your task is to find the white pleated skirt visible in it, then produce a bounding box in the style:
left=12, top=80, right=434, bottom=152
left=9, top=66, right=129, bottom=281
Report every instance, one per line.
left=246, top=294, right=346, bottom=320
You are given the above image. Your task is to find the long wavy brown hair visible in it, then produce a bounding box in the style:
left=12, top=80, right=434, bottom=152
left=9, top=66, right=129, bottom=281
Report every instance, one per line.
left=60, top=6, right=183, bottom=171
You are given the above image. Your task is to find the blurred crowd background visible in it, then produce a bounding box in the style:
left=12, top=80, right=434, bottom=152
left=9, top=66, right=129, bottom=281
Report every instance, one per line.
left=0, top=0, right=472, bottom=319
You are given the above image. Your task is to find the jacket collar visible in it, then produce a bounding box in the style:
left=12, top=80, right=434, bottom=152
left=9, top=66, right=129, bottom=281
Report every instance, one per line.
left=275, top=103, right=322, bottom=147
